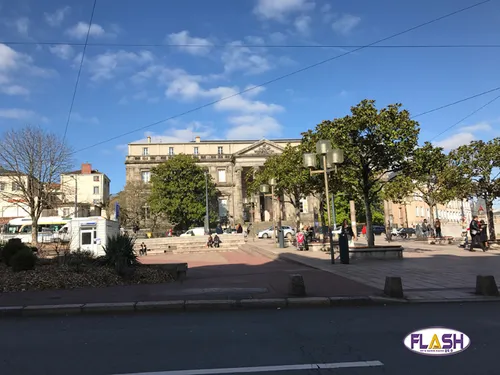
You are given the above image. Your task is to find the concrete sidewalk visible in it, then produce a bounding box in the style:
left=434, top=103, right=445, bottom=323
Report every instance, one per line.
left=247, top=239, right=500, bottom=302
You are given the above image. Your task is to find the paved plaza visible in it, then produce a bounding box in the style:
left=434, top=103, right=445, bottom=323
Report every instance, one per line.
left=246, top=238, right=500, bottom=301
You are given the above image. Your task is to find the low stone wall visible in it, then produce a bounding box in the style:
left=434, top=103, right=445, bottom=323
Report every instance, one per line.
left=349, top=246, right=404, bottom=260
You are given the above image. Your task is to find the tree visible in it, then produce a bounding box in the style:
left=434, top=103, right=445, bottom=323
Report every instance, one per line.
left=306, top=100, right=419, bottom=247
left=149, top=154, right=218, bottom=230
left=247, top=144, right=316, bottom=231
left=384, top=142, right=463, bottom=225
left=118, top=181, right=150, bottom=228
left=449, top=138, right=500, bottom=240
left=0, top=125, right=73, bottom=244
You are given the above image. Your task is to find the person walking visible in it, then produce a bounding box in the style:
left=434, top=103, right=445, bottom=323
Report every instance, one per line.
left=469, top=216, right=485, bottom=252
left=341, top=219, right=356, bottom=243
left=479, top=219, right=489, bottom=250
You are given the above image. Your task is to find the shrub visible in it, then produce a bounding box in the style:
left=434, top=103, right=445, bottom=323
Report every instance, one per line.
left=103, top=234, right=138, bottom=277
left=2, top=238, right=26, bottom=266
left=10, top=247, right=37, bottom=272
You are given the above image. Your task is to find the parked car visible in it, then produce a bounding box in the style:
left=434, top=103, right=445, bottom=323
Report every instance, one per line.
left=372, top=225, right=386, bottom=235
left=180, top=227, right=205, bottom=236
left=258, top=226, right=295, bottom=239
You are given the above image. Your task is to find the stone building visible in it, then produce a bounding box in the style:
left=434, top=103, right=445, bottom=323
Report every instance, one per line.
left=125, top=136, right=318, bottom=226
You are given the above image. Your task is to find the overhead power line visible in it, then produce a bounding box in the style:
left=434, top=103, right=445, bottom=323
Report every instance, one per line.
left=430, top=93, right=500, bottom=141
left=2, top=41, right=500, bottom=49
left=62, top=0, right=97, bottom=142
left=71, top=0, right=491, bottom=154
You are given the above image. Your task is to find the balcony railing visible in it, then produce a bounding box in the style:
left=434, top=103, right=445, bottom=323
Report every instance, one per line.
left=126, top=154, right=233, bottom=162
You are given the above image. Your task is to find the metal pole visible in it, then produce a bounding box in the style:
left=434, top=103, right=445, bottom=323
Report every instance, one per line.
left=271, top=185, right=276, bottom=242
left=74, top=176, right=78, bottom=218
left=205, top=172, right=209, bottom=234
left=331, top=193, right=336, bottom=230
left=322, top=154, right=334, bottom=264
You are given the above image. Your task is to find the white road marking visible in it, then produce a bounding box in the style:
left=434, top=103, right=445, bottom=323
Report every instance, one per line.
left=114, top=360, right=384, bottom=375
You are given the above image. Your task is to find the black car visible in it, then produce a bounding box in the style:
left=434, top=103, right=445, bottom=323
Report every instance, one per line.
left=372, top=225, right=386, bottom=235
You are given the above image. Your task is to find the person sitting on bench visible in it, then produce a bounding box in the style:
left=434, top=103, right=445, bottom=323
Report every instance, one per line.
left=213, top=234, right=222, bottom=248
left=139, top=242, right=147, bottom=256
left=207, top=235, right=214, bottom=248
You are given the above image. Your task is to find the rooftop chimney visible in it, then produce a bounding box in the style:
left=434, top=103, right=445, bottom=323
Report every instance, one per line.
left=81, top=163, right=92, bottom=174
left=147, top=136, right=151, bottom=144
left=195, top=136, right=201, bottom=143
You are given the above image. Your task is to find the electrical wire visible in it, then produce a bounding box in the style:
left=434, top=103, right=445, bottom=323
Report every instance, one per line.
left=2, top=41, right=500, bottom=49
left=70, top=0, right=492, bottom=154
left=62, top=0, right=97, bottom=142
left=430, top=93, right=500, bottom=141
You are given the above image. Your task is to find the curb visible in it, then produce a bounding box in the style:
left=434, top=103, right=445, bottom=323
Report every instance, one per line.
left=2, top=295, right=499, bottom=318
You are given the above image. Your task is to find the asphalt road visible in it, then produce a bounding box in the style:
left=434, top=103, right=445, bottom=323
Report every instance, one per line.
left=1, top=303, right=499, bottom=375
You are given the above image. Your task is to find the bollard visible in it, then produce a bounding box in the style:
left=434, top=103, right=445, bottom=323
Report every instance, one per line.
left=475, top=275, right=499, bottom=296
left=289, top=274, right=306, bottom=296
left=384, top=276, right=404, bottom=298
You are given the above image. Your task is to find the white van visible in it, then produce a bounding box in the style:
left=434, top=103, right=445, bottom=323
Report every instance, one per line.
left=180, top=227, right=206, bottom=236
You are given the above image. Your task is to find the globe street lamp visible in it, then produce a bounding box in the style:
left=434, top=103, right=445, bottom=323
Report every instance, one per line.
left=204, top=170, right=209, bottom=235
left=303, top=140, right=344, bottom=264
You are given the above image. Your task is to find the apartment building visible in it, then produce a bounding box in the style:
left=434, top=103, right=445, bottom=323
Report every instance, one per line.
left=59, top=163, right=111, bottom=217
left=0, top=168, right=30, bottom=224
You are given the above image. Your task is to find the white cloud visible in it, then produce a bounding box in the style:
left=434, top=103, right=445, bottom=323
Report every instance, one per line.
left=45, top=6, right=71, bottom=27
left=14, top=17, right=29, bottom=36
left=268, top=32, right=287, bottom=43
left=49, top=44, right=74, bottom=60
left=0, top=108, right=47, bottom=122
left=321, top=4, right=335, bottom=23
left=435, top=132, right=475, bottom=151
left=132, top=122, right=214, bottom=144
left=226, top=114, right=282, bottom=139
left=221, top=41, right=271, bottom=75
left=0, top=85, right=29, bottom=96
left=84, top=50, right=154, bottom=81
left=71, top=113, right=99, bottom=124
left=294, top=15, right=311, bottom=34
left=166, top=30, right=213, bottom=55
left=332, top=14, right=361, bottom=35
left=254, top=0, right=315, bottom=21
left=65, top=22, right=115, bottom=39
left=459, top=122, right=492, bottom=132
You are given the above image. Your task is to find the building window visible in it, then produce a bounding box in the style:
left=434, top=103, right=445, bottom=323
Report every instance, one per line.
left=0, top=182, right=4, bottom=191
left=218, top=169, right=226, bottom=183
left=12, top=182, right=20, bottom=191
left=143, top=147, right=149, bottom=156
left=218, top=199, right=228, bottom=217
left=93, top=186, right=100, bottom=195
left=194, top=147, right=199, bottom=155
left=93, top=175, right=100, bottom=182
left=218, top=146, right=223, bottom=155
left=169, top=147, right=174, bottom=156
left=141, top=171, right=151, bottom=183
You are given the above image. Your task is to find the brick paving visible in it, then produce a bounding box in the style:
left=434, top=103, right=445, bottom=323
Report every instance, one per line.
left=249, top=239, right=500, bottom=301
left=0, top=250, right=376, bottom=307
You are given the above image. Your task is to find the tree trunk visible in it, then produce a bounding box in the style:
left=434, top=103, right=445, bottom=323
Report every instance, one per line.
left=429, top=205, right=435, bottom=231
left=485, top=197, right=496, bottom=241
left=363, top=192, right=375, bottom=247
left=31, top=214, right=38, bottom=245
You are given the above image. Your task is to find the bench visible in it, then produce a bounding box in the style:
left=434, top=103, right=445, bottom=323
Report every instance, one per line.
left=304, top=241, right=339, bottom=252
left=427, top=236, right=454, bottom=245
left=349, top=246, right=404, bottom=260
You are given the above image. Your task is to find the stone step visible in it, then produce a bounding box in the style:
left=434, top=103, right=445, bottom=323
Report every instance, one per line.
left=140, top=246, right=240, bottom=255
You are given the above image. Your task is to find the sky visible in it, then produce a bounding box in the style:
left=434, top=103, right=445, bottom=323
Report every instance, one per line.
left=0, top=0, right=499, bottom=196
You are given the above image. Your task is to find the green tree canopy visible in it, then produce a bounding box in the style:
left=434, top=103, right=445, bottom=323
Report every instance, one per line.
left=384, top=142, right=464, bottom=225
left=247, top=144, right=316, bottom=230
left=304, top=99, right=420, bottom=246
left=449, top=138, right=500, bottom=240
left=149, top=154, right=219, bottom=231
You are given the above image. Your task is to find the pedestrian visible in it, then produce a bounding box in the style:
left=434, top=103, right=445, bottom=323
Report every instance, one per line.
left=479, top=219, right=489, bottom=250
left=216, top=224, right=223, bottom=235
left=207, top=234, right=214, bottom=248
left=341, top=219, right=356, bottom=243
left=434, top=219, right=442, bottom=238
left=469, top=216, right=485, bottom=252
left=361, top=225, right=367, bottom=238
left=213, top=234, right=221, bottom=248
left=422, top=219, right=429, bottom=238
left=236, top=224, right=243, bottom=233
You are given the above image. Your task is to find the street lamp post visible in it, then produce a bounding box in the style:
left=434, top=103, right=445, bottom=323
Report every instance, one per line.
left=303, top=140, right=344, bottom=264
left=260, top=179, right=277, bottom=242
left=204, top=171, right=209, bottom=235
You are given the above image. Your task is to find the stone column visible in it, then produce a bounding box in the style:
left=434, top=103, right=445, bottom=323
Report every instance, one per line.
left=253, top=194, right=261, bottom=222
left=233, top=166, right=243, bottom=224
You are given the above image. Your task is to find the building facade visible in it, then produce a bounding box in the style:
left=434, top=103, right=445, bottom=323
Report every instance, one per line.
left=0, top=168, right=30, bottom=223
left=125, top=136, right=318, bottom=226
left=59, top=163, right=111, bottom=218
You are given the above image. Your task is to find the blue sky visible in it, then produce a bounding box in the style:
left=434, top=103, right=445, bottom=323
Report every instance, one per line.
left=0, top=0, right=499, bottom=195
